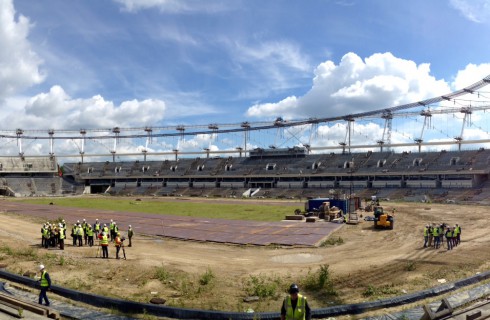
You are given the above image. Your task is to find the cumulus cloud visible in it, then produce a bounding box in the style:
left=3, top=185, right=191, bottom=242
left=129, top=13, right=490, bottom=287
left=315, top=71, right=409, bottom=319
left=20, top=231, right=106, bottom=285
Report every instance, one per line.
left=247, top=52, right=450, bottom=119
left=450, top=0, right=490, bottom=23
left=0, top=0, right=45, bottom=100
left=1, top=85, right=166, bottom=131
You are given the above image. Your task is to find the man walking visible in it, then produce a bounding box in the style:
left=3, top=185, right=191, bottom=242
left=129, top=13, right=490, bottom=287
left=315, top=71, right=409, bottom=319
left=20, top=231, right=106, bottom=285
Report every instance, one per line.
left=38, top=265, right=51, bottom=306
left=115, top=232, right=122, bottom=259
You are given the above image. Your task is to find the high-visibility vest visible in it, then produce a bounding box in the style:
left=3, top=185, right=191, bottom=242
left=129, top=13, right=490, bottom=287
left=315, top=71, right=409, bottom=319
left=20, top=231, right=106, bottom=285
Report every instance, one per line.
left=95, top=223, right=100, bottom=231
left=128, top=228, right=134, bottom=237
left=446, top=230, right=453, bottom=238
left=284, top=294, right=306, bottom=320
left=423, top=228, right=428, bottom=236
left=432, top=228, right=439, bottom=237
left=43, top=228, right=49, bottom=239
left=110, top=223, right=115, bottom=231
left=103, top=226, right=109, bottom=233
left=101, top=235, right=109, bottom=246
left=115, top=236, right=122, bottom=247
left=114, top=225, right=118, bottom=233
left=59, top=228, right=65, bottom=240
left=40, top=271, right=49, bottom=287
left=87, top=228, right=93, bottom=237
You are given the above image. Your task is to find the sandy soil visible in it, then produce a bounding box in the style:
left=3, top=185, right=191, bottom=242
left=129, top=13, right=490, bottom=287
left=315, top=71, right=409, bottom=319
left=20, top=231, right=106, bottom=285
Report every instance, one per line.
left=0, top=199, right=488, bottom=316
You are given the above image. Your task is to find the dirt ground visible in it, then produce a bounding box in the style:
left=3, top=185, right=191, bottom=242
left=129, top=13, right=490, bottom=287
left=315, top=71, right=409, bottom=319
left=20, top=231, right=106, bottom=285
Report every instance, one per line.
left=0, top=199, right=489, bottom=317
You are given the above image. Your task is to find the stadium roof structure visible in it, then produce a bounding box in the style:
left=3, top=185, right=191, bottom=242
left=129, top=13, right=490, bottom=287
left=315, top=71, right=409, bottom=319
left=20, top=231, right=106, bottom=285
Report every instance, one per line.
left=1, top=74, right=490, bottom=160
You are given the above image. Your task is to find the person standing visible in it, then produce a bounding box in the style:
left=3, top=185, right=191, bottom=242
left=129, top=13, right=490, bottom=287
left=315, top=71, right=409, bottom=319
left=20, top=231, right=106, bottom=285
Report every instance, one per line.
left=58, top=223, right=65, bottom=250
left=87, top=225, right=94, bottom=247
left=454, top=224, right=461, bottom=245
left=445, top=227, right=453, bottom=250
left=99, top=232, right=109, bottom=259
left=38, top=265, right=51, bottom=306
left=94, top=219, right=100, bottom=239
left=280, top=284, right=311, bottom=320
left=115, top=232, right=122, bottom=259
left=427, top=224, right=434, bottom=247
left=127, top=225, right=134, bottom=247
left=423, top=225, right=429, bottom=248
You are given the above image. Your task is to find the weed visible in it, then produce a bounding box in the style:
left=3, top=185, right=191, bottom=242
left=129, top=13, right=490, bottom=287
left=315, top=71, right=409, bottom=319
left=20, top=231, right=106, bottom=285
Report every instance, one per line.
left=243, top=274, right=280, bottom=298
left=155, top=265, right=170, bottom=284
left=59, top=255, right=65, bottom=266
left=199, top=268, right=215, bottom=286
left=362, top=283, right=400, bottom=297
left=319, top=237, right=344, bottom=247
left=303, top=264, right=337, bottom=295
left=406, top=261, right=416, bottom=271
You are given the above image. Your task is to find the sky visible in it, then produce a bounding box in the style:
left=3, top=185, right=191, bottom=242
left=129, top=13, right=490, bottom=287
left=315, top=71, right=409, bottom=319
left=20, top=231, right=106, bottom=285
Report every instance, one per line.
left=1, top=0, right=490, bottom=160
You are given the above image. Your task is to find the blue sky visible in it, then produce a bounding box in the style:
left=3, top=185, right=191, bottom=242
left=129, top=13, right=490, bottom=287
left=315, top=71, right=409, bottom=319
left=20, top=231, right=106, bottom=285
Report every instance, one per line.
left=1, top=0, right=490, bottom=158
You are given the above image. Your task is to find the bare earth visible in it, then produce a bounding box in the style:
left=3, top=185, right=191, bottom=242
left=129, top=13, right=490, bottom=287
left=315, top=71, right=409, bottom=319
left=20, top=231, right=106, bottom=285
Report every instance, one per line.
left=0, top=199, right=488, bottom=317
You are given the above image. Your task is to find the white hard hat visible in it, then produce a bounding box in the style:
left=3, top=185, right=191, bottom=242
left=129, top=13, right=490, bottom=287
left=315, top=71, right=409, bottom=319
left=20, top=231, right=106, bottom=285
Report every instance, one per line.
left=77, top=220, right=80, bottom=223
left=129, top=225, right=131, bottom=227
left=111, top=219, right=113, bottom=222
left=39, top=264, right=45, bottom=270
left=83, top=219, right=86, bottom=221
left=96, top=218, right=98, bottom=221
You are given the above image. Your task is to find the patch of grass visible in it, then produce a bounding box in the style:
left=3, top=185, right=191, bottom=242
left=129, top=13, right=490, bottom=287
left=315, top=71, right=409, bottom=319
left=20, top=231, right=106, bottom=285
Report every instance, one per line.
left=362, top=283, right=401, bottom=298
left=319, top=237, right=344, bottom=247
left=154, top=265, right=170, bottom=284
left=243, top=274, right=281, bottom=298
left=199, top=268, right=215, bottom=286
left=302, top=264, right=337, bottom=296
left=12, top=197, right=291, bottom=222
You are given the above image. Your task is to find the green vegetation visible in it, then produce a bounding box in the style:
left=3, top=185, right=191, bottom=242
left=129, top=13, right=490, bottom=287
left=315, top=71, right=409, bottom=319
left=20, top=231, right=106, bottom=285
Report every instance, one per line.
left=11, top=197, right=291, bottom=221
left=362, top=283, right=401, bottom=298
left=243, top=274, right=282, bottom=298
left=302, top=264, right=337, bottom=296
left=319, top=236, right=344, bottom=247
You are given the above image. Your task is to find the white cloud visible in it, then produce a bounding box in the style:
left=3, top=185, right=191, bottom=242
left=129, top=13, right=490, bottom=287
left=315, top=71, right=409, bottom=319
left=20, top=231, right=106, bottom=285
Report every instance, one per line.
left=450, top=0, right=490, bottom=23
left=246, top=52, right=450, bottom=119
left=452, top=63, right=490, bottom=90
left=114, top=0, right=230, bottom=13
left=0, top=0, right=45, bottom=100
left=1, top=85, right=166, bottom=131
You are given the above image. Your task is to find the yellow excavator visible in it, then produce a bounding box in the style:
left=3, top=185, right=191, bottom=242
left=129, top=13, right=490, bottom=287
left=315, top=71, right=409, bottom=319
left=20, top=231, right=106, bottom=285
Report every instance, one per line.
left=373, top=206, right=394, bottom=230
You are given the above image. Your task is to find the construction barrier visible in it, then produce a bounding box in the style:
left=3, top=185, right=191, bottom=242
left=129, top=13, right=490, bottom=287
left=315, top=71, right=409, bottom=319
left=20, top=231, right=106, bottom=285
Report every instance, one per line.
left=0, top=269, right=490, bottom=319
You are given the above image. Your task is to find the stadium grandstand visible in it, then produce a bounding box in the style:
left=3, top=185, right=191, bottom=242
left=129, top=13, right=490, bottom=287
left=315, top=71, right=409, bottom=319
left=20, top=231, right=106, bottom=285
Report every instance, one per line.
left=1, top=74, right=490, bottom=203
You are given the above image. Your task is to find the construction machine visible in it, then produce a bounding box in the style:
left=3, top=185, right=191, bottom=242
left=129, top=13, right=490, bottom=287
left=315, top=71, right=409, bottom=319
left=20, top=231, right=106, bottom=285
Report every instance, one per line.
left=318, top=202, right=343, bottom=222
left=373, top=206, right=394, bottom=229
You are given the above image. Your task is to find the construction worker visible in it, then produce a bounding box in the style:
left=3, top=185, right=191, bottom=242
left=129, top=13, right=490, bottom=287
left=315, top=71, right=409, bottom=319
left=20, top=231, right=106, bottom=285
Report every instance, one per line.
left=109, top=219, right=115, bottom=241
left=113, top=223, right=119, bottom=239
left=99, top=232, right=109, bottom=259
left=280, top=284, right=311, bottom=320
left=94, top=219, right=100, bottom=238
left=38, top=265, right=51, bottom=306
left=71, top=223, right=77, bottom=246
left=41, top=224, right=46, bottom=247
left=77, top=223, right=84, bottom=247
left=432, top=224, right=440, bottom=249
left=454, top=224, right=461, bottom=245
left=59, top=223, right=65, bottom=250
left=87, top=224, right=94, bottom=247
left=427, top=223, right=434, bottom=247
left=127, top=225, right=133, bottom=247
left=102, top=223, right=109, bottom=235
left=445, top=227, right=453, bottom=250
left=42, top=226, right=50, bottom=249
left=115, top=232, right=122, bottom=259
left=82, top=219, right=88, bottom=245
left=423, top=225, right=429, bottom=248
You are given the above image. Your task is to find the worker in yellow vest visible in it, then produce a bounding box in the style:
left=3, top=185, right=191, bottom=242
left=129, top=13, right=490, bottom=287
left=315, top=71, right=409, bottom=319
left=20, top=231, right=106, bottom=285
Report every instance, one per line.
left=38, top=265, right=51, bottom=306
left=99, top=232, right=109, bottom=259
left=445, top=227, right=453, bottom=250
left=281, top=284, right=311, bottom=320
left=423, top=225, right=429, bottom=248
left=59, top=223, right=65, bottom=250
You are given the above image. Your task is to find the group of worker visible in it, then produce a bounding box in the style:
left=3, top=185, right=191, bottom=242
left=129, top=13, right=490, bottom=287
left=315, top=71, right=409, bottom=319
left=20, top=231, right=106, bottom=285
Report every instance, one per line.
left=40, top=219, right=134, bottom=258
left=423, top=223, right=461, bottom=250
